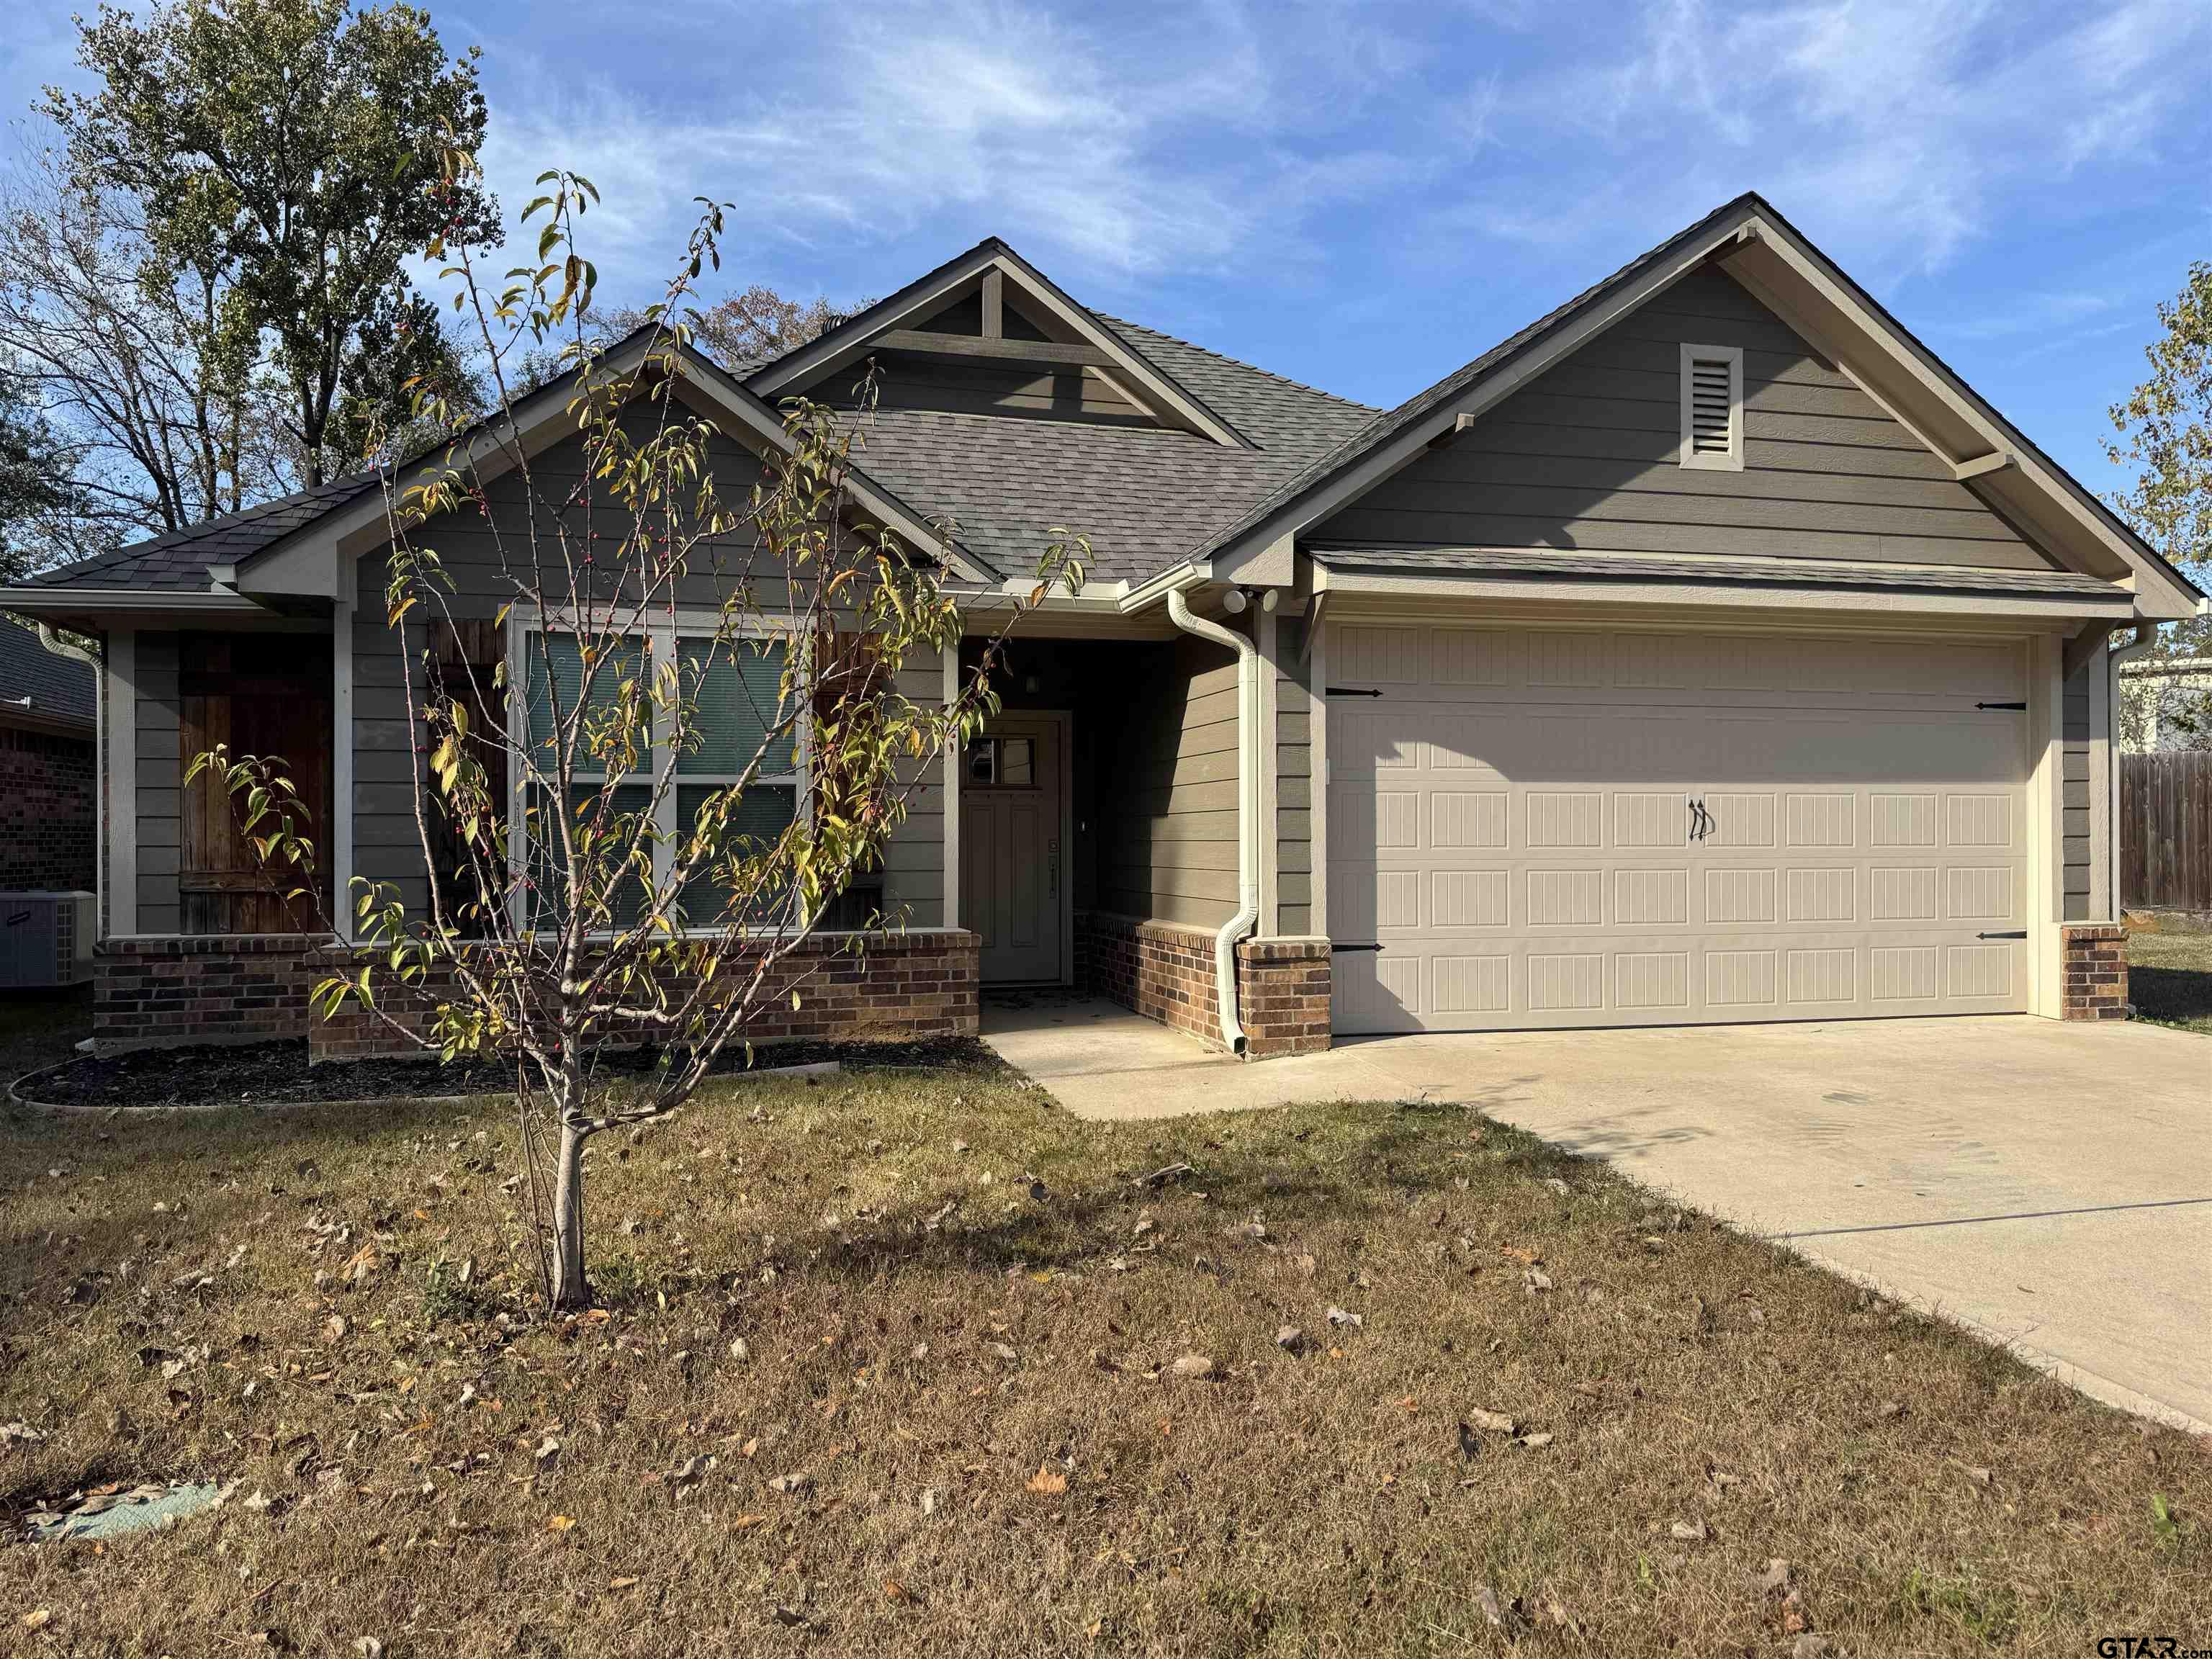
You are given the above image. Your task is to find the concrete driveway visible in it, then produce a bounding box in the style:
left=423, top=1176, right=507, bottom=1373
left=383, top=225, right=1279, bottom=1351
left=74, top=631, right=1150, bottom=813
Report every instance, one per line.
left=986, top=1003, right=2212, bottom=1431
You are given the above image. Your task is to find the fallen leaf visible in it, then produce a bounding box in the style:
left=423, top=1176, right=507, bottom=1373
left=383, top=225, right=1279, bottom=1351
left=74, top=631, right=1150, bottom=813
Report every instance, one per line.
left=547, top=1514, right=576, bottom=1532
left=1466, top=1407, right=1515, bottom=1435
left=1671, top=1518, right=1708, bottom=1542
left=1326, top=1306, right=1363, bottom=1329
left=1170, top=1354, right=1214, bottom=1380
left=1025, top=1463, right=1068, bottom=1496
left=608, top=1577, right=639, bottom=1591
left=24, top=1609, right=52, bottom=1630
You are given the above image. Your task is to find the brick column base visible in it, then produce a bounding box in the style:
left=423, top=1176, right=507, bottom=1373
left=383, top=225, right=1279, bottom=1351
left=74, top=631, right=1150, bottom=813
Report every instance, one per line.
left=1237, top=936, right=1331, bottom=1058
left=2060, top=923, right=2129, bottom=1020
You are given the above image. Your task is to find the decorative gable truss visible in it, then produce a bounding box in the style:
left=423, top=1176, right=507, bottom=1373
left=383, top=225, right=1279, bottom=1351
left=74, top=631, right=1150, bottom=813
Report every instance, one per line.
left=749, top=239, right=1254, bottom=449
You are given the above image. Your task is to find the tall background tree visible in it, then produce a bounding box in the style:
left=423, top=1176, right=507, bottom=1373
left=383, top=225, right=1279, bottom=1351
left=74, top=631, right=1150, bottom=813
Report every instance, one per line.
left=2107, top=260, right=2212, bottom=747
left=42, top=0, right=498, bottom=487
left=0, top=143, right=275, bottom=562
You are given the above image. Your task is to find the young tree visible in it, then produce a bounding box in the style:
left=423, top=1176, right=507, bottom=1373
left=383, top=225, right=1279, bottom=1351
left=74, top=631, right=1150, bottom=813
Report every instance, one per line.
left=2108, top=259, right=2212, bottom=747
left=196, top=158, right=1082, bottom=1310
left=45, top=0, right=498, bottom=485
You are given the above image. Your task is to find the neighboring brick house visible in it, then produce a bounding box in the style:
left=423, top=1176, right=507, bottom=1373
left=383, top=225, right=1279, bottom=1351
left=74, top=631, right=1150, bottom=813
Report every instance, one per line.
left=0, top=617, right=96, bottom=894
left=0, top=192, right=2203, bottom=1059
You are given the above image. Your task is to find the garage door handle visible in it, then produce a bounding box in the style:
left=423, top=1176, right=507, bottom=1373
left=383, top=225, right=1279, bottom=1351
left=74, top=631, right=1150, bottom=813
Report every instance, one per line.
left=1977, top=930, right=2027, bottom=940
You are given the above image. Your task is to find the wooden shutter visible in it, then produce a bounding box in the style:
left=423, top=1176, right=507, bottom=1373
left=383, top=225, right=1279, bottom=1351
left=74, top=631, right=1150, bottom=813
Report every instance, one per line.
left=179, top=634, right=333, bottom=935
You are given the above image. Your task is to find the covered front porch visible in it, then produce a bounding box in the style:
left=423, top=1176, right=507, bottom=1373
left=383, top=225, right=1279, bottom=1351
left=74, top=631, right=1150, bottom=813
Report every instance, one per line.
left=952, top=626, right=1329, bottom=1059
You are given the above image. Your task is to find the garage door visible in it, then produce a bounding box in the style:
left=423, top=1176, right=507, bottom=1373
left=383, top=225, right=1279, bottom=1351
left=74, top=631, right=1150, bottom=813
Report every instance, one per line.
left=1327, top=624, right=2030, bottom=1033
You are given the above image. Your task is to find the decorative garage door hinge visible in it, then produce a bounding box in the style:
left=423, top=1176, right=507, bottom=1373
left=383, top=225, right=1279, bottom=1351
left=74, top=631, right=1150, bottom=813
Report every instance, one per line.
left=1976, top=930, right=2028, bottom=940
left=1975, top=701, right=2027, bottom=711
left=1326, top=686, right=1384, bottom=698
left=1331, top=942, right=1383, bottom=953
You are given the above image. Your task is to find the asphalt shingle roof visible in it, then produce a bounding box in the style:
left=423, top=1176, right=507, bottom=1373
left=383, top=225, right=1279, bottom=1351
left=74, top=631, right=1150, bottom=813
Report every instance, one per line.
left=842, top=318, right=1375, bottom=581
left=24, top=310, right=1377, bottom=594
left=0, top=616, right=96, bottom=728
left=30, top=474, right=379, bottom=591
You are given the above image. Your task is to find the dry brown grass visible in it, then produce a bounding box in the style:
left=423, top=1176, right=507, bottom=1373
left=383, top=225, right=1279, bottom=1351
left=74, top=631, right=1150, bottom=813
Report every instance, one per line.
left=1, top=1040, right=2206, bottom=1655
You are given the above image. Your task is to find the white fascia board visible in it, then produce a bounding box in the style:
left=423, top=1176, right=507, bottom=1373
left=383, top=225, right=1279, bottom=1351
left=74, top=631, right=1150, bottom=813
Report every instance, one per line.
left=1311, top=567, right=2134, bottom=621
left=0, top=588, right=277, bottom=623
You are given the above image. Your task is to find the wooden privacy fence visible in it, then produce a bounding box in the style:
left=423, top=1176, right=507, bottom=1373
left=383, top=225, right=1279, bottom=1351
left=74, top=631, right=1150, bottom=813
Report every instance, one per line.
left=2121, top=751, right=2212, bottom=912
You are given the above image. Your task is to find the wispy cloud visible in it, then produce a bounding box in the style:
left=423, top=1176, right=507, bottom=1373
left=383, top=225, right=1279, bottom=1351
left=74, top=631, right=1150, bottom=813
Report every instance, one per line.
left=1463, top=0, right=2212, bottom=280
left=472, top=0, right=1427, bottom=300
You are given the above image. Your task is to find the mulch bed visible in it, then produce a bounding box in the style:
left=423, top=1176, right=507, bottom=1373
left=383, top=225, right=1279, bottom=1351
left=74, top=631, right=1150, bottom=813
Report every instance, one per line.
left=16, top=1033, right=999, bottom=1112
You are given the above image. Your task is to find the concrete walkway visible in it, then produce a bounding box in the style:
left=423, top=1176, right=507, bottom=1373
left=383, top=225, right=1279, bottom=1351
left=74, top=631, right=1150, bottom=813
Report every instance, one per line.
left=982, top=998, right=2212, bottom=1432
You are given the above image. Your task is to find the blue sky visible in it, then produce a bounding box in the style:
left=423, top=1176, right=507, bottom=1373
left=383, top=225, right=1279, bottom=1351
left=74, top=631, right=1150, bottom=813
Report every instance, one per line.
left=8, top=0, right=2209, bottom=498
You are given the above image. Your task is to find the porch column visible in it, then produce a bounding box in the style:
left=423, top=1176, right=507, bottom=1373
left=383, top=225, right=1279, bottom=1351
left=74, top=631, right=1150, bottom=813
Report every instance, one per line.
left=942, top=642, right=961, bottom=932
left=332, top=585, right=354, bottom=942
left=107, top=630, right=137, bottom=937
left=1256, top=603, right=1280, bottom=936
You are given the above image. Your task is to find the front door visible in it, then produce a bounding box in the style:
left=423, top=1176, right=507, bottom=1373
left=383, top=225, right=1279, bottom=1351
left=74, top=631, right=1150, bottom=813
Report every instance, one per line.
left=960, top=714, right=1065, bottom=983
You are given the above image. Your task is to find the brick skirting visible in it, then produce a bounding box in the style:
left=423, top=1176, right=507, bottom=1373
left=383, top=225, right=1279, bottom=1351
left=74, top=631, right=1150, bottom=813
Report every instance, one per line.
left=2059, top=922, right=2129, bottom=1021
left=93, top=930, right=979, bottom=1061
left=94, top=934, right=324, bottom=1053
left=1076, top=911, right=1331, bottom=1058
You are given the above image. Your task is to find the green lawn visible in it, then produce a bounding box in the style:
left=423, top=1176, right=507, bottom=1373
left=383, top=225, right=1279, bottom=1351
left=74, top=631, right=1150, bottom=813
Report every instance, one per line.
left=2128, top=926, right=2212, bottom=1034
left=1, top=1025, right=2206, bottom=1653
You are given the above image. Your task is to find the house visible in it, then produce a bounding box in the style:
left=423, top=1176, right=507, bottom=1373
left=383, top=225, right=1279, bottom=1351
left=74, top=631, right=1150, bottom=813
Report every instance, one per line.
left=0, top=193, right=2200, bottom=1058
left=0, top=616, right=97, bottom=896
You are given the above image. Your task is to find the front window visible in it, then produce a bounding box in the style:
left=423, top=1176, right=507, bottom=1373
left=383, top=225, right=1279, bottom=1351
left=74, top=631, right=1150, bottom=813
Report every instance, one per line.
left=518, top=622, right=806, bottom=932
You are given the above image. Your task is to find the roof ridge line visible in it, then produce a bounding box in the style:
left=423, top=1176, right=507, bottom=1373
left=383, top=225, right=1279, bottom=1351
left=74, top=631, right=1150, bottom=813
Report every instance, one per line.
left=1094, top=313, right=1378, bottom=413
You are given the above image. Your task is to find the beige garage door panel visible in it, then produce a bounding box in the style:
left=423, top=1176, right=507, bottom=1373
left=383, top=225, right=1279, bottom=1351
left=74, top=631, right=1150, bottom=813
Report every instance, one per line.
left=1328, top=624, right=2029, bottom=1034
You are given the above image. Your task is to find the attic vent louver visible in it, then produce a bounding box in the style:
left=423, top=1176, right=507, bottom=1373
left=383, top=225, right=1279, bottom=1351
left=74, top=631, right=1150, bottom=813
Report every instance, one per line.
left=1678, top=343, right=1743, bottom=471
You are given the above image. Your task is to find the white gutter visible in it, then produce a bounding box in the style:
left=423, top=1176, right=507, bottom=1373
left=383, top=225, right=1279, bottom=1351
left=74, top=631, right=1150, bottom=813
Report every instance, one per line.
left=2108, top=621, right=2157, bottom=920
left=1118, top=557, right=1210, bottom=613
left=34, top=624, right=102, bottom=935
left=1164, top=588, right=1257, bottom=1054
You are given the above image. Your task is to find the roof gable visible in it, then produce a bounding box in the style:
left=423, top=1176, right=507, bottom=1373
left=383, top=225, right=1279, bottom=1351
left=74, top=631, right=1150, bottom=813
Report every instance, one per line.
left=1200, top=193, right=2203, bottom=621
left=1313, top=263, right=2062, bottom=576
left=749, top=239, right=1256, bottom=450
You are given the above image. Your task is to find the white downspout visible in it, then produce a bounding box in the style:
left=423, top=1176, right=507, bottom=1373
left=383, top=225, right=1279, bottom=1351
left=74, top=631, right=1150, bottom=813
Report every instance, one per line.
left=1166, top=588, right=1257, bottom=1054
left=2107, top=622, right=2155, bottom=920
left=35, top=624, right=102, bottom=936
